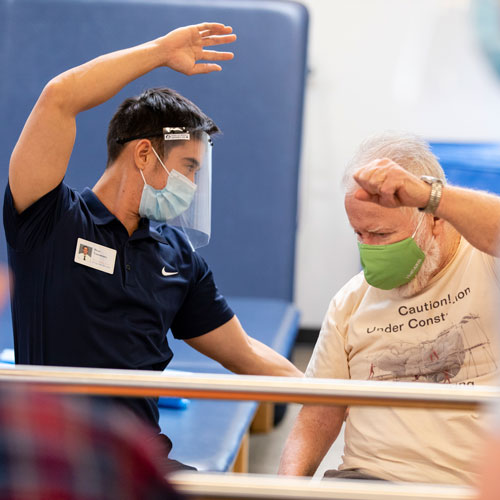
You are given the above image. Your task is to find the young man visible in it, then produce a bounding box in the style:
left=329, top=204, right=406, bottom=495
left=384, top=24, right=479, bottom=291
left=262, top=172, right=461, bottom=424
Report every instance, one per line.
left=4, top=23, right=302, bottom=471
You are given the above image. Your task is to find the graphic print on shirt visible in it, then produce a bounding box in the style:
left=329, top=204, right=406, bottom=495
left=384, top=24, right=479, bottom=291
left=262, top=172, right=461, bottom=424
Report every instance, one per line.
left=367, top=313, right=497, bottom=383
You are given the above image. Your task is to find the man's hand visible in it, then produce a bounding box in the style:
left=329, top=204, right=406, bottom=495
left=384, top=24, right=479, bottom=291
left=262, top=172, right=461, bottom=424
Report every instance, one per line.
left=353, top=158, right=431, bottom=209
left=159, top=23, right=236, bottom=75
left=351, top=157, right=500, bottom=257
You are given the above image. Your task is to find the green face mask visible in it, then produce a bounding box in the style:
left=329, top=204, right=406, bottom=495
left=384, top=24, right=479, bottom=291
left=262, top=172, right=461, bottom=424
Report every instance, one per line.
left=358, top=217, right=426, bottom=290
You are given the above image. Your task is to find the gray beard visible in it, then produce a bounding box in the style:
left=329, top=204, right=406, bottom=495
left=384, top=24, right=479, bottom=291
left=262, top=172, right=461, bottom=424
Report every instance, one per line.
left=395, top=233, right=442, bottom=299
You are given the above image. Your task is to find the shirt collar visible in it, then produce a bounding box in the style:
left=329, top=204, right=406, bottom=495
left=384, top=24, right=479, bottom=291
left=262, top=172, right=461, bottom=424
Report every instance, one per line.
left=132, top=219, right=168, bottom=244
left=80, top=188, right=168, bottom=244
left=146, top=227, right=169, bottom=244
left=81, top=188, right=115, bottom=225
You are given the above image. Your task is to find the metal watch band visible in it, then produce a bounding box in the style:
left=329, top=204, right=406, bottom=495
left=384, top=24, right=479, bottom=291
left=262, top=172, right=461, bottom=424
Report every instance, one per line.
left=419, top=176, right=443, bottom=214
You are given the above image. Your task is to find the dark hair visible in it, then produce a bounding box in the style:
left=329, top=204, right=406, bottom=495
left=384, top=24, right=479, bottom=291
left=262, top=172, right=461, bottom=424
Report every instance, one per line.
left=106, top=87, right=220, bottom=167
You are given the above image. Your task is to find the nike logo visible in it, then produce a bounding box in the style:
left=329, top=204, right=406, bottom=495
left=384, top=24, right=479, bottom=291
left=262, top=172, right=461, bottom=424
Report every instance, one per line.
left=162, top=267, right=178, bottom=277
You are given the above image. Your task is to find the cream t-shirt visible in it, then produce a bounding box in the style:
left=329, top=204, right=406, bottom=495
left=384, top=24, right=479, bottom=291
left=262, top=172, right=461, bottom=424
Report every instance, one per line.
left=306, top=238, right=500, bottom=485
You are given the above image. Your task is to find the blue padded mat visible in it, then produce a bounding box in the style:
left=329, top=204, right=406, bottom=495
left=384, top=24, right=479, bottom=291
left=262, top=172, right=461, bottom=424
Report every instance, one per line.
left=430, top=142, right=500, bottom=194
left=159, top=398, right=257, bottom=471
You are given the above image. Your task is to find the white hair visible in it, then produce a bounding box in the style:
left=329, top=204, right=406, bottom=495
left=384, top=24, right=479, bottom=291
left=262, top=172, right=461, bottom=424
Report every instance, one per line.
left=342, top=131, right=446, bottom=194
left=343, top=131, right=447, bottom=224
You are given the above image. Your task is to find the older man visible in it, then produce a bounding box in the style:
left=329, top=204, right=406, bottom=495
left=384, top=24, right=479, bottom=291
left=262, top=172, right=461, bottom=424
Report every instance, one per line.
left=279, top=132, right=499, bottom=485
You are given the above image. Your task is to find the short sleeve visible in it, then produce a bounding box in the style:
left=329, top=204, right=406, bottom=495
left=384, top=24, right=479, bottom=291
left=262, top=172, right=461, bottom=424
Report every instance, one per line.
left=3, top=181, right=75, bottom=254
left=480, top=245, right=500, bottom=285
left=170, top=252, right=234, bottom=339
left=305, top=296, right=351, bottom=380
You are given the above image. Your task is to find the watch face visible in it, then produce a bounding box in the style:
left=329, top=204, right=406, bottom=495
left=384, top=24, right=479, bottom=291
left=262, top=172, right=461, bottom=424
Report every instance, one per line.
left=421, top=175, right=442, bottom=185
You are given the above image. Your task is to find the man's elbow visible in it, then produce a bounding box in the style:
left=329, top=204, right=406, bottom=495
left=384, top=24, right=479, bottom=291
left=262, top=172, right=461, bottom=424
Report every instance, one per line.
left=39, top=73, right=78, bottom=116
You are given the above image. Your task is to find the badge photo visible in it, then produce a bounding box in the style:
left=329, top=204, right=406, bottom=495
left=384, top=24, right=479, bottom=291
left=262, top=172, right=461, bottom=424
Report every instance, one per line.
left=74, top=238, right=116, bottom=275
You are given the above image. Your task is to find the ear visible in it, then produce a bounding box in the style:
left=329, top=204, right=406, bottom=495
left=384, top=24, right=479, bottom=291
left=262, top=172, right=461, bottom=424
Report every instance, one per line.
left=430, top=215, right=445, bottom=237
left=133, top=139, right=155, bottom=171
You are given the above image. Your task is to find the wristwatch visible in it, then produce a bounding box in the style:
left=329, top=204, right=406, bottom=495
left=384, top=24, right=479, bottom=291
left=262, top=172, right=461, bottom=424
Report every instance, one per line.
left=419, top=175, right=443, bottom=214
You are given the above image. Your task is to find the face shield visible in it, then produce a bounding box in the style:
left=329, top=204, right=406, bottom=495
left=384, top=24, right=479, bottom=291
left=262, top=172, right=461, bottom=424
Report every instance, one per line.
left=160, top=127, right=212, bottom=249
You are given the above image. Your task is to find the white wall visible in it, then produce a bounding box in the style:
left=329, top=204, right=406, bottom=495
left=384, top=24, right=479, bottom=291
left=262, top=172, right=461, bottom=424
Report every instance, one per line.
left=294, top=0, right=500, bottom=328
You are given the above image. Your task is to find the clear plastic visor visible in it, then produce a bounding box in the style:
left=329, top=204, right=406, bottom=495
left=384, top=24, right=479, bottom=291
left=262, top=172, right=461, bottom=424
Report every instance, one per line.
left=161, top=127, right=212, bottom=249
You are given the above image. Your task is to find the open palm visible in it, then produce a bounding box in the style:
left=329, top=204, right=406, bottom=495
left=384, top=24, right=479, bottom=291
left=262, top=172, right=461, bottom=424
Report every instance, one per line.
left=162, top=23, right=236, bottom=75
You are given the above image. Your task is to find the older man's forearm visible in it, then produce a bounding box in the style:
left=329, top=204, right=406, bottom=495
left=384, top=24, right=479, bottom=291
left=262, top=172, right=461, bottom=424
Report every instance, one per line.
left=435, top=185, right=500, bottom=257
left=279, top=404, right=346, bottom=476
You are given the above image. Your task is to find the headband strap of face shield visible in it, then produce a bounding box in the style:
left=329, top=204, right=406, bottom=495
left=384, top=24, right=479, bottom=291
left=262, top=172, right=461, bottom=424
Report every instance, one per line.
left=142, top=127, right=212, bottom=250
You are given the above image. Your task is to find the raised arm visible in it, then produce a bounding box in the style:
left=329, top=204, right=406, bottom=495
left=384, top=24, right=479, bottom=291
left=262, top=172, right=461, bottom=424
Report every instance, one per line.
left=9, top=23, right=236, bottom=213
left=353, top=158, right=500, bottom=256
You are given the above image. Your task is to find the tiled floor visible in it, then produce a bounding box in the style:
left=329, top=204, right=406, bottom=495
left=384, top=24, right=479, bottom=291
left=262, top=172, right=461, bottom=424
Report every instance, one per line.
left=248, top=342, right=345, bottom=477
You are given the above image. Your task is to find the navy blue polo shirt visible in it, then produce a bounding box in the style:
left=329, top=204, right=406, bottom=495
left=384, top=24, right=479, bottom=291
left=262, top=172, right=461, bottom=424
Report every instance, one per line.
left=3, top=181, right=234, bottom=432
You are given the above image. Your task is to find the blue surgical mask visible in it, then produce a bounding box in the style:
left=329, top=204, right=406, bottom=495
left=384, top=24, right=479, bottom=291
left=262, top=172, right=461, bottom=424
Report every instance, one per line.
left=138, top=148, right=197, bottom=222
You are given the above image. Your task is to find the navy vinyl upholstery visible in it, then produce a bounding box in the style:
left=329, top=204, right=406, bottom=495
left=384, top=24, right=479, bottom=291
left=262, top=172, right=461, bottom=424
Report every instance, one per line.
left=0, top=0, right=308, bottom=471
left=430, top=142, right=500, bottom=194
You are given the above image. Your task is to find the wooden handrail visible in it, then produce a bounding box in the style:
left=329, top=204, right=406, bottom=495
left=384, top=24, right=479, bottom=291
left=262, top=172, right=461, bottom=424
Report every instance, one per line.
left=169, top=471, right=476, bottom=499
left=0, top=364, right=497, bottom=410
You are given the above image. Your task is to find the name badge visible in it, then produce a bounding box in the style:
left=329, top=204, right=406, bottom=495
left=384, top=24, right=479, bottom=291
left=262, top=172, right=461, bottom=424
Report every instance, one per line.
left=74, top=238, right=116, bottom=275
